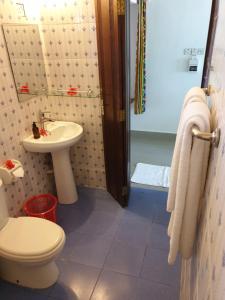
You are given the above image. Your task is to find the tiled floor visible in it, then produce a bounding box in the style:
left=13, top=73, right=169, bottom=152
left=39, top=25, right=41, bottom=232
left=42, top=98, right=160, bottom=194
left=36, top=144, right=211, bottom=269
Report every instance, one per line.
left=130, top=131, right=176, bottom=175
left=0, top=187, right=181, bottom=300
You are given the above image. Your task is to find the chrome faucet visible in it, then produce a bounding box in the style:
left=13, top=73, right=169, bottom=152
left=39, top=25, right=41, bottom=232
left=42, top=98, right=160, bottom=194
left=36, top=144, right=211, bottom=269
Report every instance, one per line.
left=39, top=111, right=54, bottom=129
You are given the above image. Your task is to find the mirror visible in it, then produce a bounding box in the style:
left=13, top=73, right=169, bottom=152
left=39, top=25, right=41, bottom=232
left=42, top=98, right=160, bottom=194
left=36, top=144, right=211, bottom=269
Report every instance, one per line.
left=2, top=23, right=100, bottom=102
left=2, top=24, right=48, bottom=102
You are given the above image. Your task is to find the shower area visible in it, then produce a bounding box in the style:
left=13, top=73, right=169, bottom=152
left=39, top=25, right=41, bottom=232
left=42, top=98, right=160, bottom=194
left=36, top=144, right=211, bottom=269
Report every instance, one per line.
left=129, top=0, right=212, bottom=189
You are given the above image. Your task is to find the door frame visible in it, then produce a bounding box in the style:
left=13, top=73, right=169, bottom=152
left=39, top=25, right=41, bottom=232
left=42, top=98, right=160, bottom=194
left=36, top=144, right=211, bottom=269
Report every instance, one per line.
left=125, top=0, right=131, bottom=191
left=202, top=0, right=219, bottom=87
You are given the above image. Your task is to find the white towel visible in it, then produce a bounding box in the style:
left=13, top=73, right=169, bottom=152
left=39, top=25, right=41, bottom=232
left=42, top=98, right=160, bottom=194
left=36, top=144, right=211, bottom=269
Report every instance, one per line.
left=182, top=86, right=206, bottom=109
left=167, top=101, right=210, bottom=265
left=167, top=87, right=207, bottom=212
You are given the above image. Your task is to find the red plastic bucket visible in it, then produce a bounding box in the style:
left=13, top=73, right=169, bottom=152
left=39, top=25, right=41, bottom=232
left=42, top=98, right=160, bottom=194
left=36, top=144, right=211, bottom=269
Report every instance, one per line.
left=23, top=194, right=58, bottom=223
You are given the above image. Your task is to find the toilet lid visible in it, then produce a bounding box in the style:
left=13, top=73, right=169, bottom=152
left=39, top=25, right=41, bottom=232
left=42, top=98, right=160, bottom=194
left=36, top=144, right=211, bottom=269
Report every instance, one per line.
left=0, top=217, right=64, bottom=257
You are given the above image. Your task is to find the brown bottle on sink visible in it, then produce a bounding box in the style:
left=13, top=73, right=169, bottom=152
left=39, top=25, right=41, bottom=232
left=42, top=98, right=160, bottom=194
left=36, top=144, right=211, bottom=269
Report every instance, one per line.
left=32, top=122, right=40, bottom=139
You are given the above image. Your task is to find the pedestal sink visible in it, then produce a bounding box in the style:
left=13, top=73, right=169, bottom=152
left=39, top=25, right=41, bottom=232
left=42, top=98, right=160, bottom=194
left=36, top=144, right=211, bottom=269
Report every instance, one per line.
left=23, top=121, right=83, bottom=204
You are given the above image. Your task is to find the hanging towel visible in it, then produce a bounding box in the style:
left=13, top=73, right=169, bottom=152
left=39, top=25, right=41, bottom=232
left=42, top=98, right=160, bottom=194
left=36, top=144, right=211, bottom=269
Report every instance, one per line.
left=134, top=0, right=147, bottom=114
left=182, top=86, right=206, bottom=109
left=167, top=101, right=210, bottom=265
left=167, top=87, right=207, bottom=213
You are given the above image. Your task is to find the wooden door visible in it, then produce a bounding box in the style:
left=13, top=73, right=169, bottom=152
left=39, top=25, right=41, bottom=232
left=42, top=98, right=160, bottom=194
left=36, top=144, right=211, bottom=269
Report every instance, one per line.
left=94, top=0, right=129, bottom=207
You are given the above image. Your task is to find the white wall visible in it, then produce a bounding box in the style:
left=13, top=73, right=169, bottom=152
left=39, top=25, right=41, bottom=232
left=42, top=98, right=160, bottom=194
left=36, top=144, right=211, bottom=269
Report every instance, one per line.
left=130, top=0, right=212, bottom=134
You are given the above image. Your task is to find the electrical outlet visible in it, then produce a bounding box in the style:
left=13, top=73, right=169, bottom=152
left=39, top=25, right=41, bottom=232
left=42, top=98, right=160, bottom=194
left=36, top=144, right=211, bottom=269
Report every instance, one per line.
left=16, top=3, right=26, bottom=18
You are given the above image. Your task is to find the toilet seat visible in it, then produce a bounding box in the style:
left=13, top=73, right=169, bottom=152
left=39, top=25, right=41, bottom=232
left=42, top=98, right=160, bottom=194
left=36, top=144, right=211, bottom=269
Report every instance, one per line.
left=0, top=217, right=65, bottom=262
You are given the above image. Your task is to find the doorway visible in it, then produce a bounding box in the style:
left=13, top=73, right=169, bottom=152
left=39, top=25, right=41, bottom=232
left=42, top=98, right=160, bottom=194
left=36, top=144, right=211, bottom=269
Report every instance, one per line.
left=129, top=0, right=212, bottom=191
left=94, top=0, right=215, bottom=205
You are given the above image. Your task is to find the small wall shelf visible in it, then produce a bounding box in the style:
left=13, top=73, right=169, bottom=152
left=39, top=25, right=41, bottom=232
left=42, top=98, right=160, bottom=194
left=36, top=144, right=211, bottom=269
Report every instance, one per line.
left=17, top=88, right=100, bottom=99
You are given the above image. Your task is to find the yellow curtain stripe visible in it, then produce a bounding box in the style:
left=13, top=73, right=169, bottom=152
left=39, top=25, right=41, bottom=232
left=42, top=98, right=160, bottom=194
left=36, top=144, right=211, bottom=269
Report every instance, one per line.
left=134, top=0, right=146, bottom=114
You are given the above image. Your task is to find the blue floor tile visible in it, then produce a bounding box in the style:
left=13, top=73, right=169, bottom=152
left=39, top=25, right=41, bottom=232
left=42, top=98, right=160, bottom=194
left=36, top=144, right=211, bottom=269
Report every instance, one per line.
left=128, top=188, right=168, bottom=221
left=0, top=280, right=26, bottom=300
left=104, top=240, right=146, bottom=276
left=136, top=279, right=179, bottom=300
left=49, top=261, right=100, bottom=300
left=115, top=215, right=151, bottom=248
left=90, top=270, right=137, bottom=300
left=0, top=280, right=51, bottom=300
left=77, top=187, right=122, bottom=213
left=153, top=204, right=170, bottom=226
left=147, top=223, right=170, bottom=251
left=140, top=247, right=180, bottom=287
left=23, top=290, right=50, bottom=300
left=59, top=231, right=112, bottom=268
left=76, top=211, right=121, bottom=238
left=57, top=204, right=92, bottom=234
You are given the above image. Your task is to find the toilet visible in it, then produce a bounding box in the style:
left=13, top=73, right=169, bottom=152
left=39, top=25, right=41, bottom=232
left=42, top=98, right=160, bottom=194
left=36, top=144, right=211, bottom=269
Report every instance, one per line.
left=0, top=179, right=66, bottom=289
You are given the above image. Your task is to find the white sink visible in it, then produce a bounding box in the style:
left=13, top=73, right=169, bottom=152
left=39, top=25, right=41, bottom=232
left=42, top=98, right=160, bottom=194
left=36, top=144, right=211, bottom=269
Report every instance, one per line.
left=23, top=121, right=83, bottom=153
left=23, top=121, right=83, bottom=205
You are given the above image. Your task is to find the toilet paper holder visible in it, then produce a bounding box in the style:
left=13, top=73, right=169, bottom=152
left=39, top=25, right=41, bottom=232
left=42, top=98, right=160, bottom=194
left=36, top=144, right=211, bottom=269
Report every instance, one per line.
left=0, top=160, right=24, bottom=184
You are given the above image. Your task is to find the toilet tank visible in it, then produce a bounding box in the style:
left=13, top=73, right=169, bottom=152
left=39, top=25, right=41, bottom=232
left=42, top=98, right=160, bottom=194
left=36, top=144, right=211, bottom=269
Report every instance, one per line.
left=0, top=179, right=9, bottom=230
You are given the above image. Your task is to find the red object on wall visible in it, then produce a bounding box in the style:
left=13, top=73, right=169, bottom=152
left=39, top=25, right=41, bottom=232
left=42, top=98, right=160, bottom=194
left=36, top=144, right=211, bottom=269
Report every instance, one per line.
left=20, top=84, right=30, bottom=93
left=4, top=160, right=15, bottom=170
left=67, top=87, right=78, bottom=96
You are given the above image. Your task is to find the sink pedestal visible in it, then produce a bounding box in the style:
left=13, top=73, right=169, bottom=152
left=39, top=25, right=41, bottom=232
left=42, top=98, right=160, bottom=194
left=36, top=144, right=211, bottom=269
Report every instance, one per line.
left=22, top=121, right=83, bottom=204
left=52, top=149, right=78, bottom=204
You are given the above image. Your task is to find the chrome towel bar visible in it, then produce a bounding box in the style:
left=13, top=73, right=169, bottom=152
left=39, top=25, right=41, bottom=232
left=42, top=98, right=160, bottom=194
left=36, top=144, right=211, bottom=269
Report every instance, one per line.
left=190, top=85, right=220, bottom=147
left=192, top=126, right=220, bottom=147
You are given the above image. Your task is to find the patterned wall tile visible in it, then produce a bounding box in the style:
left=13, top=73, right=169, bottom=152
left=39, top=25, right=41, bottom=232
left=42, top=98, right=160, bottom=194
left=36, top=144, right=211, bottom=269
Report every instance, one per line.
left=0, top=0, right=105, bottom=217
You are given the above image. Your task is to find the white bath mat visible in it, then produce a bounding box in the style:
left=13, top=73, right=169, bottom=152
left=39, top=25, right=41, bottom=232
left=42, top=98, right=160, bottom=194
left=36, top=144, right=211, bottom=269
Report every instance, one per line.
left=131, top=163, right=170, bottom=188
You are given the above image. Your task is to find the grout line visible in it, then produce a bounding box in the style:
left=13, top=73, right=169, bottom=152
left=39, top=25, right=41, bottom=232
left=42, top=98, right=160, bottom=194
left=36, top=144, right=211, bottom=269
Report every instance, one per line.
left=88, top=266, right=104, bottom=300
left=88, top=255, right=109, bottom=300
left=139, top=244, right=148, bottom=278
left=89, top=211, right=122, bottom=300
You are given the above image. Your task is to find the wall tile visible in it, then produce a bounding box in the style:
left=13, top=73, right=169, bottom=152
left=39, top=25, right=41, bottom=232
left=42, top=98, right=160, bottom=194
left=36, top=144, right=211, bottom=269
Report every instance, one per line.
left=0, top=0, right=105, bottom=216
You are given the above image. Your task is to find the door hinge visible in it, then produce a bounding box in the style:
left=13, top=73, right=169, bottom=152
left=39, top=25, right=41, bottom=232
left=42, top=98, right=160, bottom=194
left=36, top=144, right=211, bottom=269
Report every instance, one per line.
left=118, top=109, right=126, bottom=122
left=122, top=186, right=128, bottom=196
left=117, top=0, right=125, bottom=15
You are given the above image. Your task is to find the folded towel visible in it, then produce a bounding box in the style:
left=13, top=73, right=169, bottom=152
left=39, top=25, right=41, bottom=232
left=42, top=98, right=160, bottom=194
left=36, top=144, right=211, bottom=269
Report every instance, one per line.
left=167, top=101, right=210, bottom=265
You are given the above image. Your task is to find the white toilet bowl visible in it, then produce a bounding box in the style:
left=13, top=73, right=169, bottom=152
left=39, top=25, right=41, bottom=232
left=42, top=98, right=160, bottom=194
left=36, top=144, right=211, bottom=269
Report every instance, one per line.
left=0, top=216, right=65, bottom=289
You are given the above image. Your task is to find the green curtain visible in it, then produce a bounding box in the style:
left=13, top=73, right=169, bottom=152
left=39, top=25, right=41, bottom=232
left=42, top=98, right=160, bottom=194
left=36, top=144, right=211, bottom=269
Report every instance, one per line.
left=134, top=0, right=147, bottom=114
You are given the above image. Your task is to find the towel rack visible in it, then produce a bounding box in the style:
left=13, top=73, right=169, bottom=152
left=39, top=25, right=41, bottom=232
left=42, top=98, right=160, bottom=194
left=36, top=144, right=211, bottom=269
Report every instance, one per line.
left=192, top=126, right=220, bottom=147
left=192, top=85, right=220, bottom=147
